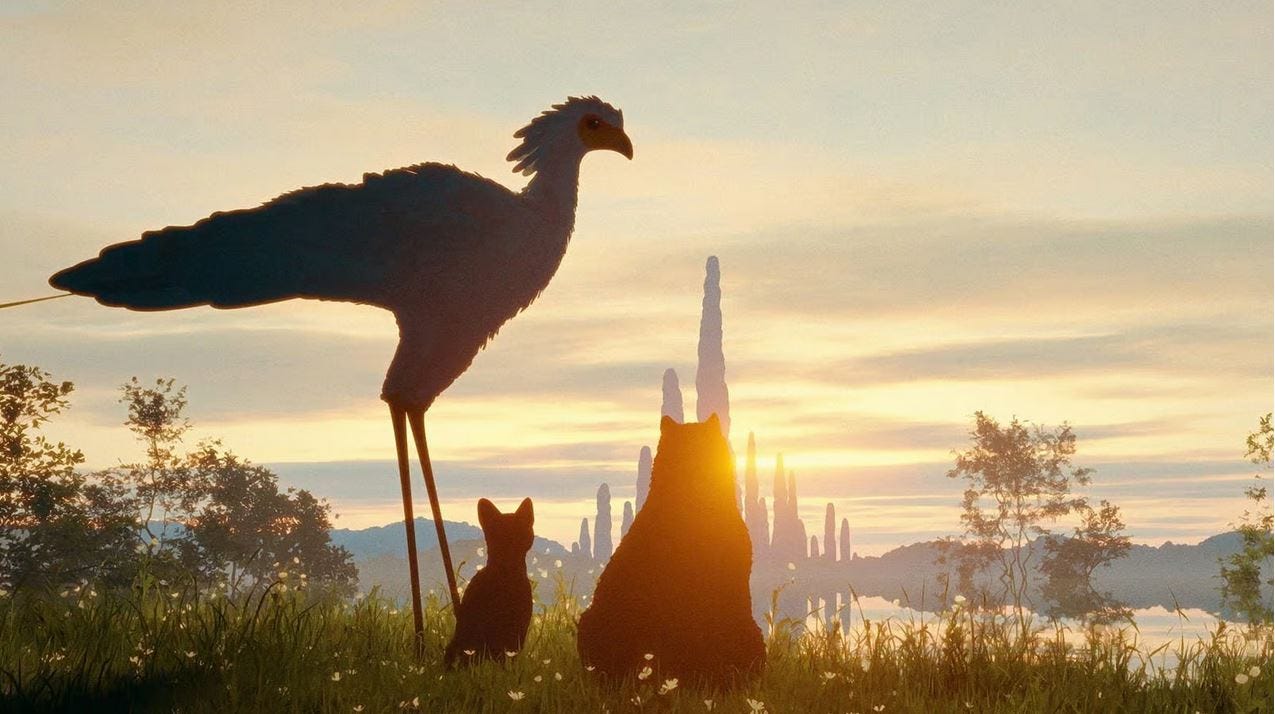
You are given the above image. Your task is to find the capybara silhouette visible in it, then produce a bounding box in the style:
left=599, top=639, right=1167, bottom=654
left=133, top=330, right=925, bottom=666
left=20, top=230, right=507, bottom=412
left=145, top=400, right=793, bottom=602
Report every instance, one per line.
left=444, top=498, right=534, bottom=666
left=577, top=415, right=765, bottom=686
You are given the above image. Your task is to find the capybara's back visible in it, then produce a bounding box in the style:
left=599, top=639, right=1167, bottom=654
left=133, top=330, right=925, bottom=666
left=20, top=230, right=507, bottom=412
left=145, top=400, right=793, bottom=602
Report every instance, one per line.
left=577, top=415, right=764, bottom=687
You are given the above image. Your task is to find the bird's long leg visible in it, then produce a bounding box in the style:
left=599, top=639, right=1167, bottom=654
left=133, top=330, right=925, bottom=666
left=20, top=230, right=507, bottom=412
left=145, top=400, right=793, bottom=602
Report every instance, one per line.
left=391, top=404, right=426, bottom=654
left=407, top=410, right=462, bottom=609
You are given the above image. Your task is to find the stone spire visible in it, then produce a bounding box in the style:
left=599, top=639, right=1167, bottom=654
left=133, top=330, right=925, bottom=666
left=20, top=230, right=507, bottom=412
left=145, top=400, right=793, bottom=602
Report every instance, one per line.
left=744, top=432, right=760, bottom=511
left=772, top=453, right=787, bottom=513
left=635, top=446, right=653, bottom=512
left=661, top=368, right=684, bottom=423
left=786, top=471, right=799, bottom=525
left=824, top=503, right=837, bottom=561
left=743, top=432, right=768, bottom=556
left=578, top=518, right=592, bottom=560
left=795, top=510, right=808, bottom=561
left=758, top=496, right=770, bottom=555
left=768, top=455, right=808, bottom=562
left=621, top=500, right=634, bottom=538
left=809, top=535, right=820, bottom=559
left=695, top=256, right=730, bottom=439
left=594, top=484, right=613, bottom=561
left=839, top=518, right=851, bottom=562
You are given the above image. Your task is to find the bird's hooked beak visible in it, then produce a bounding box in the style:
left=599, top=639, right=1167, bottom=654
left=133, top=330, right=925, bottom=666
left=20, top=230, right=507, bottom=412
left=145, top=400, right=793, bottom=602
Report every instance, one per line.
left=583, top=121, right=634, bottom=160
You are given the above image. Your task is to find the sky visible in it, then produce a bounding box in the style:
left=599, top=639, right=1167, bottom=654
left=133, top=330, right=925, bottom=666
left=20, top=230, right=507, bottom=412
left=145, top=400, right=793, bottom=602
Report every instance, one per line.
left=1, top=1, right=1271, bottom=554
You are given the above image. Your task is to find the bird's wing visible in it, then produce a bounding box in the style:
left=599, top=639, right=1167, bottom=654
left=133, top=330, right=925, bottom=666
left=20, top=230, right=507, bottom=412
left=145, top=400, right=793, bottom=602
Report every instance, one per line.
left=49, top=163, right=525, bottom=311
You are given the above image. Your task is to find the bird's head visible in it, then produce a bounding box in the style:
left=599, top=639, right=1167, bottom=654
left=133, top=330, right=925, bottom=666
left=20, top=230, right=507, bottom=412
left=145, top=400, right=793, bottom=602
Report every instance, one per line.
left=507, top=96, right=632, bottom=176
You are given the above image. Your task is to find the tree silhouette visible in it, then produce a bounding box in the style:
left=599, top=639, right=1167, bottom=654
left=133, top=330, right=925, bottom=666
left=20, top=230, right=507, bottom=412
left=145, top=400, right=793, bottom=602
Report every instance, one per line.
left=0, top=360, right=135, bottom=593
left=116, top=378, right=200, bottom=564
left=1039, top=500, right=1132, bottom=625
left=184, top=442, right=356, bottom=596
left=1219, top=412, right=1273, bottom=625
left=941, top=411, right=1096, bottom=634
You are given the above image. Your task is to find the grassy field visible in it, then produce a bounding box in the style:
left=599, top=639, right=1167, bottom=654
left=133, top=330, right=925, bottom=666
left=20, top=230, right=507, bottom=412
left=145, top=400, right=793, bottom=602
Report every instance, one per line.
left=0, top=577, right=1270, bottom=713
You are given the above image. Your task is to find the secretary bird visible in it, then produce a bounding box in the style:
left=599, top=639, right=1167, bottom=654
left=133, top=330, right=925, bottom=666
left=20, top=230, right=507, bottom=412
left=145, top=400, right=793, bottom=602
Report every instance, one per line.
left=47, top=96, right=633, bottom=647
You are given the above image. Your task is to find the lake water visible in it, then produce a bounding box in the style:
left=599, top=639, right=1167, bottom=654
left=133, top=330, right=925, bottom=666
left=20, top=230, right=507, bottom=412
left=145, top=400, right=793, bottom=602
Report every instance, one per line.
left=798, top=594, right=1262, bottom=671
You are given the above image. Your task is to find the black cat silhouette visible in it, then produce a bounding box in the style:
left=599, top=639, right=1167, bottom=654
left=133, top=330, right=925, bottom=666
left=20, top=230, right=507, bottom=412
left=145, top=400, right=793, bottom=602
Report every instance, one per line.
left=577, top=415, right=765, bottom=686
left=444, top=498, right=534, bottom=666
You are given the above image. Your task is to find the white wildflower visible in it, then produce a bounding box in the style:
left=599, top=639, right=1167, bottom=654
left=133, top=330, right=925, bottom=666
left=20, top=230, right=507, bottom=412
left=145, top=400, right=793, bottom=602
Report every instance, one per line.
left=507, top=691, right=524, bottom=701
left=658, top=678, right=679, bottom=695
left=1235, top=673, right=1250, bottom=684
left=746, top=699, right=766, bottom=713
left=330, top=671, right=341, bottom=681
left=638, top=665, right=653, bottom=680
left=644, top=653, right=655, bottom=661
left=1248, top=665, right=1260, bottom=677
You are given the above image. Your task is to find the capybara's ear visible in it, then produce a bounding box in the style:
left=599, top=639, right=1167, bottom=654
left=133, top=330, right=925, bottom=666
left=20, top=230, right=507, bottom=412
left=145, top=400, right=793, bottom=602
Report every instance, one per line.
left=477, top=498, right=500, bottom=531
left=660, top=415, right=676, bottom=434
left=515, top=497, right=534, bottom=526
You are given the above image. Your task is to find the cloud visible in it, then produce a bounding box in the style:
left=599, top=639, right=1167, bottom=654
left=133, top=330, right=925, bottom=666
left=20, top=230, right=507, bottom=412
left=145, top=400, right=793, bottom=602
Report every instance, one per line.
left=825, top=321, right=1272, bottom=385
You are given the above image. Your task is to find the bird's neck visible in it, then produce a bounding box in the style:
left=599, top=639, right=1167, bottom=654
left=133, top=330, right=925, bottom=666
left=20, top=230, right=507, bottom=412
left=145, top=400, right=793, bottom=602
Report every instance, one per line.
left=521, top=154, right=582, bottom=224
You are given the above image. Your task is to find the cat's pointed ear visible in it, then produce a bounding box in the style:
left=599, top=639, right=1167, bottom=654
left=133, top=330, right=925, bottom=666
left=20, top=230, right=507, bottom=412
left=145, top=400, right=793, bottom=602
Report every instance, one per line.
left=515, top=497, right=534, bottom=526
left=477, top=498, right=500, bottom=531
left=705, top=413, right=720, bottom=429
left=660, top=415, right=677, bottom=434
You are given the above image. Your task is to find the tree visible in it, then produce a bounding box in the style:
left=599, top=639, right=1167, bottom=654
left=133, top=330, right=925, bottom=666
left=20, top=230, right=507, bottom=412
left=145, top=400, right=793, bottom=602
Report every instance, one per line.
left=118, top=378, right=200, bottom=544
left=0, top=361, right=136, bottom=593
left=183, top=442, right=356, bottom=596
left=940, top=411, right=1099, bottom=633
left=1039, top=500, right=1132, bottom=624
left=112, top=377, right=356, bottom=595
left=1219, top=413, right=1273, bottom=626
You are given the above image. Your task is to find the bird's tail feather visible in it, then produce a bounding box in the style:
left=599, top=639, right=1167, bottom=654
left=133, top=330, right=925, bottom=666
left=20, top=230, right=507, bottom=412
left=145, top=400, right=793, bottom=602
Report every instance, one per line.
left=49, top=212, right=304, bottom=311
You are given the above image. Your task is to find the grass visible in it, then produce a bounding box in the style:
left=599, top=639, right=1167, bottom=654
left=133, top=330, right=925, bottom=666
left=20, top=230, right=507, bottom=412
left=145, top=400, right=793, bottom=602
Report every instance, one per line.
left=0, top=576, right=1270, bottom=713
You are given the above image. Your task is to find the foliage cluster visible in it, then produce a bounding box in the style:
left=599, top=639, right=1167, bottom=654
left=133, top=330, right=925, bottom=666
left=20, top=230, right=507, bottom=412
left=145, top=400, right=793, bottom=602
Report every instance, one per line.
left=939, top=412, right=1131, bottom=634
left=1220, top=413, right=1274, bottom=625
left=0, top=360, right=355, bottom=599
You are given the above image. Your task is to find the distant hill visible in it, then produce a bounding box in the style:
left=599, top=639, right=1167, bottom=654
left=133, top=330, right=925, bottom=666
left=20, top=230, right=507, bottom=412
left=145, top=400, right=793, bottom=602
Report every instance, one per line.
left=748, top=531, right=1271, bottom=620
left=342, top=525, right=1269, bottom=621
left=331, top=518, right=568, bottom=561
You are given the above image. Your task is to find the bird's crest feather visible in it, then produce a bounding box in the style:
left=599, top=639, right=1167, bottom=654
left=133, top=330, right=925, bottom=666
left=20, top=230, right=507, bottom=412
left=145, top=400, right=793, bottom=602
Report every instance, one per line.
left=506, top=96, right=622, bottom=176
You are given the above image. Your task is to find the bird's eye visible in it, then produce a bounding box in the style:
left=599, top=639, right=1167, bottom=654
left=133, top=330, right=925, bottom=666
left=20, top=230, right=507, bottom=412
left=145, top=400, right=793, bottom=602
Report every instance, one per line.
left=586, top=117, right=601, bottom=130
